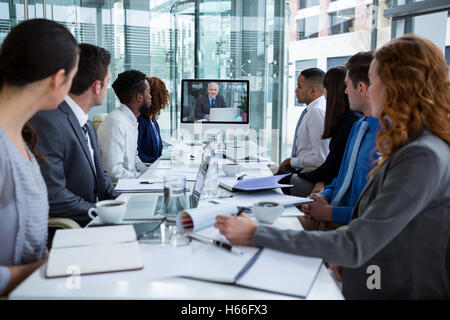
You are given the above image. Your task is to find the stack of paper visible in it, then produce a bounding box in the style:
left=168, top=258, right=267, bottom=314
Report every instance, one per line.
left=115, top=179, right=164, bottom=193
left=219, top=174, right=293, bottom=192
left=209, top=190, right=313, bottom=208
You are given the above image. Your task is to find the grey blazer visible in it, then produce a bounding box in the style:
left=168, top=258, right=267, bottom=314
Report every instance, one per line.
left=29, top=101, right=118, bottom=226
left=254, top=129, right=450, bottom=299
left=194, top=94, right=226, bottom=120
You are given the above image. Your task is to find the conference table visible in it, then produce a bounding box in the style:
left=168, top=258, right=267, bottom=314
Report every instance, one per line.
left=9, top=143, right=344, bottom=300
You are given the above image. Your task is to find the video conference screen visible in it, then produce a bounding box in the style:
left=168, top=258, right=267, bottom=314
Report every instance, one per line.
left=181, top=79, right=249, bottom=123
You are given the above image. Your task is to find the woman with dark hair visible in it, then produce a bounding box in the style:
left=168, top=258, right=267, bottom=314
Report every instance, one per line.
left=0, top=19, right=79, bottom=295
left=137, top=76, right=170, bottom=163
left=215, top=34, right=450, bottom=299
left=290, top=66, right=361, bottom=200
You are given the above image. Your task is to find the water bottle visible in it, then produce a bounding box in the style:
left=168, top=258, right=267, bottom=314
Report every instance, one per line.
left=204, top=150, right=219, bottom=197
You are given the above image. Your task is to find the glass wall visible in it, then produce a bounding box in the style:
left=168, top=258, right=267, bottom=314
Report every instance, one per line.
left=0, top=0, right=287, bottom=162
left=285, top=0, right=448, bottom=161
left=1, top=0, right=447, bottom=163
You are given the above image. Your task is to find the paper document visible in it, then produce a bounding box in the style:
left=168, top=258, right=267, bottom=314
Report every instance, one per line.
left=115, top=178, right=164, bottom=193
left=177, top=203, right=238, bottom=232
left=208, top=190, right=313, bottom=209
left=219, top=174, right=293, bottom=192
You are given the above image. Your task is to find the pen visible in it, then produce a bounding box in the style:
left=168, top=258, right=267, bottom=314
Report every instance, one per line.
left=236, top=207, right=246, bottom=216
left=139, top=181, right=154, bottom=184
left=188, top=234, right=243, bottom=256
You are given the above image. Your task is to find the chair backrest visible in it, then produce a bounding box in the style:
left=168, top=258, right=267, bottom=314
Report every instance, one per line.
left=92, top=113, right=108, bottom=131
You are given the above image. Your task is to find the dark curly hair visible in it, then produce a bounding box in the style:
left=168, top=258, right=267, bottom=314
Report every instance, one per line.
left=140, top=76, right=170, bottom=120
left=112, top=70, right=147, bottom=104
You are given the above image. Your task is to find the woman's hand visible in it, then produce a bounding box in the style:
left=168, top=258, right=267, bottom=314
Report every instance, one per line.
left=214, top=212, right=258, bottom=246
left=329, top=264, right=342, bottom=282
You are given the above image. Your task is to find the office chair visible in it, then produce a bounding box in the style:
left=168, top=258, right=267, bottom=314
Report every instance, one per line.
left=92, top=113, right=108, bottom=131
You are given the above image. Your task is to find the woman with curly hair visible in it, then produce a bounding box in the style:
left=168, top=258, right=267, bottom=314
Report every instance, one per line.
left=137, top=76, right=170, bottom=163
left=214, top=34, right=450, bottom=299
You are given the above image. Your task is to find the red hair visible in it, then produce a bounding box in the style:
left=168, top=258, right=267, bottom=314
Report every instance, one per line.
left=371, top=34, right=450, bottom=175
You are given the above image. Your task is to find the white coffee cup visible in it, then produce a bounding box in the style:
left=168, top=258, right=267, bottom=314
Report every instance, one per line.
left=222, top=163, right=242, bottom=177
left=88, top=200, right=127, bottom=224
left=253, top=201, right=284, bottom=224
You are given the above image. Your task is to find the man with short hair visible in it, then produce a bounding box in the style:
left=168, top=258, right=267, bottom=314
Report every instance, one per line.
left=97, top=70, right=150, bottom=181
left=30, top=43, right=118, bottom=227
left=301, top=51, right=380, bottom=228
left=279, top=68, right=329, bottom=172
left=194, top=82, right=227, bottom=120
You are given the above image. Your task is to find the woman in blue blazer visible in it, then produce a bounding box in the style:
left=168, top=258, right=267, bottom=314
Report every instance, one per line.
left=137, top=77, right=170, bottom=163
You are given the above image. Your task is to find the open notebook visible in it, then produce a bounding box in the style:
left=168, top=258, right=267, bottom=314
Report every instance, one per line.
left=180, top=227, right=322, bottom=298
left=46, top=225, right=143, bottom=278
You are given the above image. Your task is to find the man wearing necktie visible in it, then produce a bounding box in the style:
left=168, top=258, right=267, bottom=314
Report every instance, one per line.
left=300, top=51, right=380, bottom=233
left=194, top=82, right=227, bottom=120
left=30, top=44, right=119, bottom=228
left=278, top=68, right=329, bottom=194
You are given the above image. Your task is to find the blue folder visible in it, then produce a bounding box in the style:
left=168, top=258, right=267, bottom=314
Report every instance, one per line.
left=232, top=174, right=293, bottom=191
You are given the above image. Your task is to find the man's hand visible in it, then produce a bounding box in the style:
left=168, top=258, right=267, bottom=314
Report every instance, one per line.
left=311, top=181, right=325, bottom=194
left=300, top=193, right=332, bottom=222
left=279, top=158, right=292, bottom=171
left=214, top=212, right=257, bottom=246
left=205, top=114, right=210, bottom=121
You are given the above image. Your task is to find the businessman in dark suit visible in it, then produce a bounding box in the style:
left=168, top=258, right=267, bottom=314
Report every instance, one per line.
left=194, top=82, right=226, bottom=120
left=30, top=43, right=118, bottom=227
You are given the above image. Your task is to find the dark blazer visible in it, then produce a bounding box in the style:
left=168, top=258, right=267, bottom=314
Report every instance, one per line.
left=254, top=129, right=450, bottom=299
left=29, top=101, right=118, bottom=227
left=137, top=116, right=163, bottom=163
left=299, top=111, right=361, bottom=185
left=194, top=94, right=226, bottom=120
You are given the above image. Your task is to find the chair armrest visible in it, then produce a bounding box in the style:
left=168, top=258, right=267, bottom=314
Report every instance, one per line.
left=48, top=218, right=81, bottom=229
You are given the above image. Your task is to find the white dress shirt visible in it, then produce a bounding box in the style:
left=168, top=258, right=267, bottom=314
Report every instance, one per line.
left=97, top=104, right=148, bottom=180
left=290, top=95, right=329, bottom=169
left=64, top=96, right=96, bottom=174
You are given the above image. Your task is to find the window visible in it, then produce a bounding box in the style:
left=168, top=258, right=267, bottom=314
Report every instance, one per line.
left=294, top=59, right=317, bottom=107
left=327, top=56, right=350, bottom=70
left=298, top=0, right=319, bottom=10
left=297, top=15, right=319, bottom=40
left=446, top=46, right=450, bottom=66
left=329, top=7, right=355, bottom=35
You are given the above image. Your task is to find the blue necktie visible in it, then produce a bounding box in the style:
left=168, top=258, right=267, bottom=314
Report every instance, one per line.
left=291, top=108, right=308, bottom=157
left=331, top=120, right=369, bottom=206
left=211, top=99, right=215, bottom=108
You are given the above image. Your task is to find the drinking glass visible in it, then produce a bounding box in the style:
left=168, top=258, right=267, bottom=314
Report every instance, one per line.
left=163, top=175, right=187, bottom=222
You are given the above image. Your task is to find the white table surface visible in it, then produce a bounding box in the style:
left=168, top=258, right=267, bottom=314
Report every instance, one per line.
left=9, top=151, right=343, bottom=300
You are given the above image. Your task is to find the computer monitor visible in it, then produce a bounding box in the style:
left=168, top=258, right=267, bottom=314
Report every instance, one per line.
left=179, top=79, right=250, bottom=140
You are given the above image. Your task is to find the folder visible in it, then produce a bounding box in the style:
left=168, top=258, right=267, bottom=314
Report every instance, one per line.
left=219, top=173, right=293, bottom=192
left=180, top=227, right=322, bottom=298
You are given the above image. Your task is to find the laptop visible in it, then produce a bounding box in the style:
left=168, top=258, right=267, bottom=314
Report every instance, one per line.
left=209, top=107, right=236, bottom=122
left=122, top=155, right=211, bottom=221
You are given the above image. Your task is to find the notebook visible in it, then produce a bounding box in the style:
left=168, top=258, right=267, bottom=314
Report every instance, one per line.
left=46, top=225, right=143, bottom=278
left=181, top=227, right=322, bottom=298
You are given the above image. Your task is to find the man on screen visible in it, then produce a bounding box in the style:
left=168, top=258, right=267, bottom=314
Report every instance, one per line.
left=195, top=82, right=227, bottom=120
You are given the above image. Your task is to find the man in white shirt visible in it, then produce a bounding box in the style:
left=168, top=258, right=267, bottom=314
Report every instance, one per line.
left=279, top=68, right=329, bottom=172
left=30, top=44, right=118, bottom=227
left=97, top=70, right=151, bottom=180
